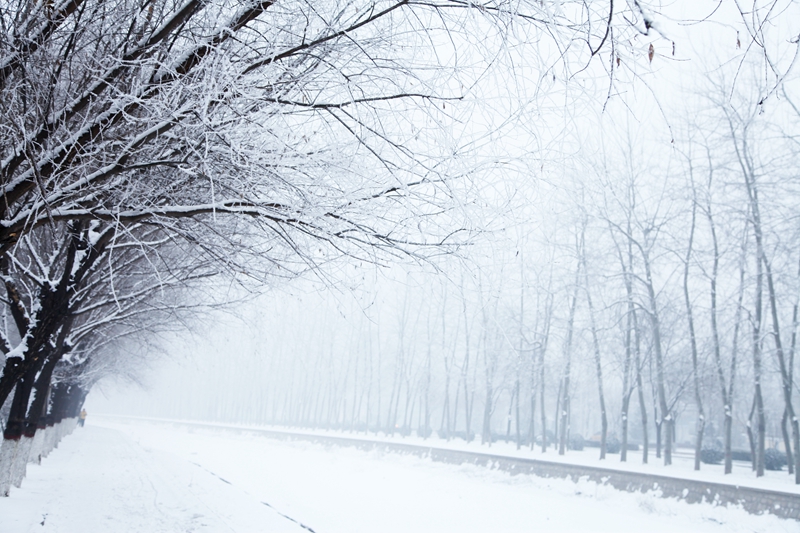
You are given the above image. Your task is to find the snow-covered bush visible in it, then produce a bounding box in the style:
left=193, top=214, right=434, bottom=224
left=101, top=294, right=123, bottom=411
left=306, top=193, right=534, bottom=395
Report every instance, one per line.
left=568, top=434, right=585, bottom=451
left=606, top=436, right=621, bottom=454
left=764, top=449, right=787, bottom=471
left=700, top=448, right=724, bottom=465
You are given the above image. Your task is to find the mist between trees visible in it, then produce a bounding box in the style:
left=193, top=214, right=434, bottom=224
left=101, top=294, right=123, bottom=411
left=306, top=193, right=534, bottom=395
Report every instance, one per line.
left=2, top=0, right=799, bottom=497
left=0, top=0, right=674, bottom=497
left=108, top=63, right=800, bottom=489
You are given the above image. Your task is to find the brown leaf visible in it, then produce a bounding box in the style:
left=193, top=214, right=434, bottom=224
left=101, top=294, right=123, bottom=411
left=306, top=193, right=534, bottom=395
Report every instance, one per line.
left=616, top=56, right=621, bottom=67
left=736, top=31, right=741, bottom=49
left=648, top=43, right=655, bottom=63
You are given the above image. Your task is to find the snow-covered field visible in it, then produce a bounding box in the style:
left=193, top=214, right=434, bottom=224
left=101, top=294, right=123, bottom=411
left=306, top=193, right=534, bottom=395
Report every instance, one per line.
left=1, top=419, right=798, bottom=533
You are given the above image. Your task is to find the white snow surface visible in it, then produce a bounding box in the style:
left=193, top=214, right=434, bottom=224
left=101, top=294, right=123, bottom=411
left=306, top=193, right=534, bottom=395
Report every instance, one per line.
left=1, top=418, right=798, bottom=533
left=260, top=425, right=800, bottom=495
left=97, top=415, right=800, bottom=494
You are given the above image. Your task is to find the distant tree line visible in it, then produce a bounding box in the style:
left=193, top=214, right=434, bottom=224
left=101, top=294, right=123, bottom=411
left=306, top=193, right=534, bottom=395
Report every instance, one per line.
left=146, top=59, right=800, bottom=485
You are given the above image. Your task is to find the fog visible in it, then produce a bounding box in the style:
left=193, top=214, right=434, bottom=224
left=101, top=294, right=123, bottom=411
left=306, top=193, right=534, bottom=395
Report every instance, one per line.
left=90, top=4, right=800, bottom=469
left=3, top=1, right=800, bottom=528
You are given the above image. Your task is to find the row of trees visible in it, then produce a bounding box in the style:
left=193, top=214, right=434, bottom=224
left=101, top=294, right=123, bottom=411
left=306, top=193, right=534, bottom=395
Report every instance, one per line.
left=0, top=0, right=665, bottom=497
left=121, top=60, right=800, bottom=486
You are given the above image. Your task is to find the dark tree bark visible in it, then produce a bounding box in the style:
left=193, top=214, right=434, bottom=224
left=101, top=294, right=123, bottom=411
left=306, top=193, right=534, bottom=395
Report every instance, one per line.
left=23, top=354, right=61, bottom=438
left=2, top=365, right=36, bottom=441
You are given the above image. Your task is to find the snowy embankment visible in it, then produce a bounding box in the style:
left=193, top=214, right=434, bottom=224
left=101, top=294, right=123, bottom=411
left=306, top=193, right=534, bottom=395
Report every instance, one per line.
left=99, top=414, right=800, bottom=496
left=2, top=418, right=798, bottom=533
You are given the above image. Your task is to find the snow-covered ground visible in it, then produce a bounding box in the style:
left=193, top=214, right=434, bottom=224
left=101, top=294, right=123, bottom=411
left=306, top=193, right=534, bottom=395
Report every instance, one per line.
left=1, top=418, right=798, bottom=533
left=103, top=414, right=800, bottom=495
left=255, top=424, right=800, bottom=495
left=0, top=423, right=304, bottom=533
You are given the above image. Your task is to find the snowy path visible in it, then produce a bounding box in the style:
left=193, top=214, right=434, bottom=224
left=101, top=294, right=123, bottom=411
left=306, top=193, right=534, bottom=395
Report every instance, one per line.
left=2, top=420, right=799, bottom=533
left=0, top=425, right=305, bottom=533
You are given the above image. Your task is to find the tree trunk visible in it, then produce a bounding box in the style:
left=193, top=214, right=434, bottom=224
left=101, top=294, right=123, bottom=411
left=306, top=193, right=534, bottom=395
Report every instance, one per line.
left=636, top=377, right=648, bottom=463
left=0, top=370, right=35, bottom=497
left=782, top=408, right=794, bottom=475
left=583, top=249, right=608, bottom=460
left=559, top=277, right=580, bottom=456
left=620, top=391, right=631, bottom=462
left=424, top=346, right=431, bottom=439
left=3, top=364, right=36, bottom=441
left=554, top=377, right=561, bottom=451
left=763, top=254, right=800, bottom=483
left=441, top=373, right=451, bottom=439
left=633, top=312, right=648, bottom=464
left=505, top=390, right=513, bottom=443
left=611, top=198, right=637, bottom=463
left=540, top=353, right=547, bottom=452
left=787, top=261, right=800, bottom=478
left=655, top=419, right=662, bottom=459
left=452, top=381, right=460, bottom=439
left=620, top=290, right=634, bottom=462
left=460, top=288, right=471, bottom=441
left=481, top=327, right=495, bottom=446
left=752, top=246, right=766, bottom=477
left=0, top=357, right=24, bottom=414
left=789, top=260, right=800, bottom=480
left=481, top=381, right=492, bottom=446
left=709, top=206, right=745, bottom=474
left=466, top=381, right=475, bottom=442
left=746, top=394, right=757, bottom=471
left=643, top=252, right=671, bottom=465
left=516, top=256, right=524, bottom=450
left=514, top=379, right=521, bottom=448
left=528, top=381, right=536, bottom=451
left=24, top=354, right=60, bottom=438
left=538, top=289, right=553, bottom=453
left=683, top=198, right=704, bottom=470
left=736, top=128, right=767, bottom=477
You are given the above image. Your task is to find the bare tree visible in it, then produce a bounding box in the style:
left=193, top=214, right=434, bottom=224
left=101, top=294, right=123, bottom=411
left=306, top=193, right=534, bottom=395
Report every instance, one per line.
left=581, top=221, right=609, bottom=459
left=703, top=154, right=747, bottom=475
left=558, top=256, right=580, bottom=456
left=681, top=179, right=704, bottom=471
